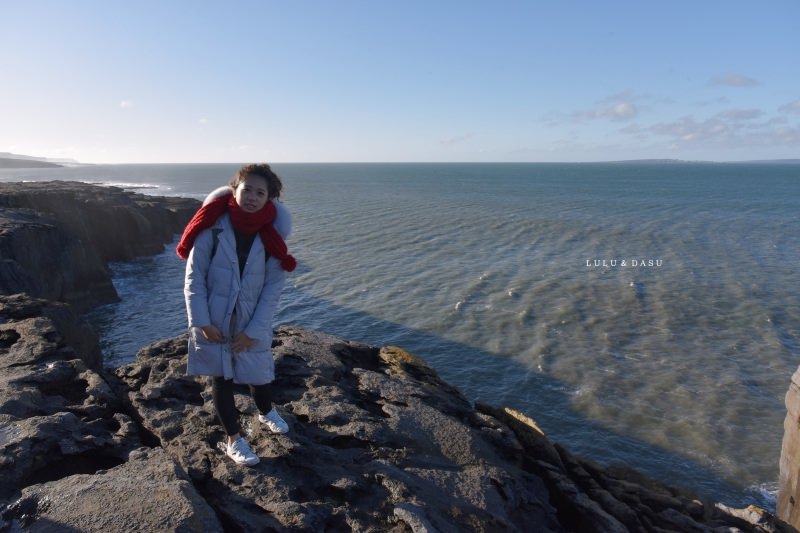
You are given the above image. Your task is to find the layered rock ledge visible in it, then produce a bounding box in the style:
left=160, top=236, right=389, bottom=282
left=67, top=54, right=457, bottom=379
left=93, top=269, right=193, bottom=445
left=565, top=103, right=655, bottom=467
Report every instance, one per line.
left=0, top=181, right=198, bottom=313
left=0, top=181, right=796, bottom=532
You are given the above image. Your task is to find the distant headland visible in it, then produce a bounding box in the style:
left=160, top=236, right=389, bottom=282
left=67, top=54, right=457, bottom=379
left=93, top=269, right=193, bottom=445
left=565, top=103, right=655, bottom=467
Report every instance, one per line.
left=0, top=152, right=82, bottom=169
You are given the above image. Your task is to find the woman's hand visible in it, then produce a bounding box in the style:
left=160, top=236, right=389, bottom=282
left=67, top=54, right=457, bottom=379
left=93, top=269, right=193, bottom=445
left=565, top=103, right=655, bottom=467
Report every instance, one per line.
left=199, top=325, right=225, bottom=343
left=231, top=332, right=256, bottom=353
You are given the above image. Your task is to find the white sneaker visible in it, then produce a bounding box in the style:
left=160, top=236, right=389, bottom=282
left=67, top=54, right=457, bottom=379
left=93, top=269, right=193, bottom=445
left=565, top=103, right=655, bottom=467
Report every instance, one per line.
left=258, top=408, right=289, bottom=434
left=226, top=437, right=259, bottom=466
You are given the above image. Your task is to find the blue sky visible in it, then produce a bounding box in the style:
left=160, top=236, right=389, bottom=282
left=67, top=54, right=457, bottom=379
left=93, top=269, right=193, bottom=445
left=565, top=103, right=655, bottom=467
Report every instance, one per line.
left=2, top=1, right=798, bottom=164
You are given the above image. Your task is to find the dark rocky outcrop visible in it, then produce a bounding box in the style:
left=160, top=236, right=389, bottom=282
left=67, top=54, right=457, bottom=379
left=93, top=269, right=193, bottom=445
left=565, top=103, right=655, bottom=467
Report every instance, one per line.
left=0, top=181, right=795, bottom=532
left=0, top=181, right=198, bottom=312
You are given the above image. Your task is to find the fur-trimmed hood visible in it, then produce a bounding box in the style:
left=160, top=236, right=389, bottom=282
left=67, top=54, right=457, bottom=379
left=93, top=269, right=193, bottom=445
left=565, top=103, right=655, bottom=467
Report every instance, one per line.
left=203, top=185, right=292, bottom=239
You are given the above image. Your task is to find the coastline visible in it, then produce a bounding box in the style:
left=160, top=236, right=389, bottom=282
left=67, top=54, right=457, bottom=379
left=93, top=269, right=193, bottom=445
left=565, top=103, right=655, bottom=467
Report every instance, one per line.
left=0, top=180, right=795, bottom=531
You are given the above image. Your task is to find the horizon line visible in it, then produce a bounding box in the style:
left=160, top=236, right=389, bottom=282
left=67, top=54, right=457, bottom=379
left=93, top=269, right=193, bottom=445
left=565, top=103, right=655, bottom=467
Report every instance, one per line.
left=48, top=158, right=800, bottom=166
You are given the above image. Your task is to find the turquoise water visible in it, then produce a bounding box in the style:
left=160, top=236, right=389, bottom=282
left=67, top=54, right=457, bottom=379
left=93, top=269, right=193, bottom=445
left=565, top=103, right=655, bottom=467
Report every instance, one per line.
left=3, top=161, right=798, bottom=509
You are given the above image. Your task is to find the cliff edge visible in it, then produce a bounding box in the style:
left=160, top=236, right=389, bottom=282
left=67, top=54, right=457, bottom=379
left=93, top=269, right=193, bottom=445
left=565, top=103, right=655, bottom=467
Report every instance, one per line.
left=0, top=181, right=199, bottom=313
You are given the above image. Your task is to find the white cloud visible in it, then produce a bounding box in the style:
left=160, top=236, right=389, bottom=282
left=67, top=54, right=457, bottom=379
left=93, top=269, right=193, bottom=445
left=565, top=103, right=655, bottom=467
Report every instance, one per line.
left=778, top=99, right=800, bottom=114
left=709, top=73, right=759, bottom=87
left=119, top=99, right=134, bottom=108
left=199, top=118, right=209, bottom=124
left=625, top=107, right=799, bottom=149
left=550, top=91, right=649, bottom=124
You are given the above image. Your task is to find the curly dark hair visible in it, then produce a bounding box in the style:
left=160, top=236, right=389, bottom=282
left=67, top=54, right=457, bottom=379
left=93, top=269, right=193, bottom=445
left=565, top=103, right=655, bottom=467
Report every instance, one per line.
left=230, top=163, right=283, bottom=199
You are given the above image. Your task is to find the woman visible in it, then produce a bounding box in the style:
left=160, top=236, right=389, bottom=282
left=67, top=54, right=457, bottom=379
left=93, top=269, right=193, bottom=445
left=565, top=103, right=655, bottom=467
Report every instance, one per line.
left=178, top=163, right=295, bottom=466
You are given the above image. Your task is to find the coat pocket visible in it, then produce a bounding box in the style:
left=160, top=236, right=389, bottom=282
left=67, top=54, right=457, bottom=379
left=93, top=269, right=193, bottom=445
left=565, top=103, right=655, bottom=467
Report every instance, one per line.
left=187, top=327, right=224, bottom=376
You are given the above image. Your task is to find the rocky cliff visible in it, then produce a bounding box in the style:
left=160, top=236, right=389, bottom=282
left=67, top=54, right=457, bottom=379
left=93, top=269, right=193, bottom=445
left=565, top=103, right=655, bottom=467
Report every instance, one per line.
left=0, top=181, right=795, bottom=532
left=0, top=181, right=199, bottom=313
left=778, top=367, right=800, bottom=526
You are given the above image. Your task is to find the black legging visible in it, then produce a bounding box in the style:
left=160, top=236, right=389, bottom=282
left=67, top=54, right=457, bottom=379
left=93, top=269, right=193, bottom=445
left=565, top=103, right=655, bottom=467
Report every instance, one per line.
left=212, top=377, right=273, bottom=436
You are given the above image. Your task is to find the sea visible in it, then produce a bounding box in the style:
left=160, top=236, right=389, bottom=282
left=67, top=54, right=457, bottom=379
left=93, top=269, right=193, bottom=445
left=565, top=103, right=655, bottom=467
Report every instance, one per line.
left=2, top=161, right=798, bottom=510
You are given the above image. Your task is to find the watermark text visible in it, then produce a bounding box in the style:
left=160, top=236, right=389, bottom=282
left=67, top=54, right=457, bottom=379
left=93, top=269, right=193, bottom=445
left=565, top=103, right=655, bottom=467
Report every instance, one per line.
left=585, top=259, right=663, bottom=268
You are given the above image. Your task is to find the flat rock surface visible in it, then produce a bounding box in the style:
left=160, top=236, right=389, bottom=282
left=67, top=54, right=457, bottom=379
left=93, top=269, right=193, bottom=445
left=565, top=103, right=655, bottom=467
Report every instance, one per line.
left=4, top=447, right=221, bottom=533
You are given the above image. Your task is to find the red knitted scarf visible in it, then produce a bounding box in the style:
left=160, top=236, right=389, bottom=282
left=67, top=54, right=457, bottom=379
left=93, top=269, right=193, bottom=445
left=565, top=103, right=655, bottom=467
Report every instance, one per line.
left=176, top=194, right=296, bottom=272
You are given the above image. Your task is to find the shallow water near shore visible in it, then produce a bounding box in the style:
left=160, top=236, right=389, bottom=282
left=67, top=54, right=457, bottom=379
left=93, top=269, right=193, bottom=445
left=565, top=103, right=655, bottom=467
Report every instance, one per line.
left=3, top=161, right=798, bottom=509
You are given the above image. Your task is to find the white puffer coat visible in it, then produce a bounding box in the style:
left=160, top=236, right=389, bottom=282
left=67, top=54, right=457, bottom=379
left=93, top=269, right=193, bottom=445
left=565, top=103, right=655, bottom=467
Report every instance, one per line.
left=184, top=187, right=291, bottom=385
